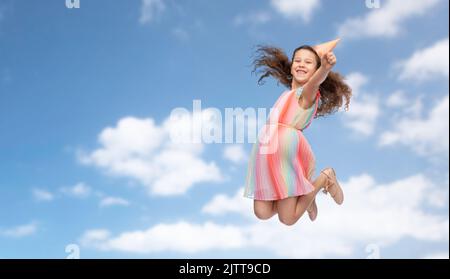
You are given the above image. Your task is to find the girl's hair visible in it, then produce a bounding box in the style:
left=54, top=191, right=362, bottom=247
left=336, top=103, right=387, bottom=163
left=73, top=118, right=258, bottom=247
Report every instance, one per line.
left=251, top=45, right=352, bottom=117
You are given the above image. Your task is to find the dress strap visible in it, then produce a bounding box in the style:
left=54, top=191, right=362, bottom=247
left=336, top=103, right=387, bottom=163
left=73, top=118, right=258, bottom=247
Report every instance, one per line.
left=294, top=86, right=321, bottom=99
left=301, top=90, right=321, bottom=131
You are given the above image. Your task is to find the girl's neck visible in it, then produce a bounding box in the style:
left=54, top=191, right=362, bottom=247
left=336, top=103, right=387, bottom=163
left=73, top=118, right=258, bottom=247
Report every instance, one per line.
left=291, top=80, right=306, bottom=90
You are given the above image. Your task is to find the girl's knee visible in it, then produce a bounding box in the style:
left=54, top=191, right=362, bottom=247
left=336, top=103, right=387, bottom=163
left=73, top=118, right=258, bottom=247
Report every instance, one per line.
left=254, top=207, right=274, bottom=220
left=254, top=201, right=276, bottom=220
left=278, top=214, right=297, bottom=226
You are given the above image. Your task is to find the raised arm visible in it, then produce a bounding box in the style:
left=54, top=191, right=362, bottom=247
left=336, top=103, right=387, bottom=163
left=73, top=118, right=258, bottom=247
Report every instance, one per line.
left=301, top=52, right=337, bottom=105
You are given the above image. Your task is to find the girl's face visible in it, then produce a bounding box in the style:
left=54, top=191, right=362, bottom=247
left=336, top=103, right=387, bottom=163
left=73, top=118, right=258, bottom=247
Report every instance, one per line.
left=291, top=49, right=319, bottom=85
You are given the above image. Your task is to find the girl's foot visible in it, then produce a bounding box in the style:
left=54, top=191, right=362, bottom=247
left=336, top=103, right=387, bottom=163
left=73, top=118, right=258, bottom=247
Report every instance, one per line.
left=307, top=198, right=318, bottom=221
left=321, top=168, right=344, bottom=205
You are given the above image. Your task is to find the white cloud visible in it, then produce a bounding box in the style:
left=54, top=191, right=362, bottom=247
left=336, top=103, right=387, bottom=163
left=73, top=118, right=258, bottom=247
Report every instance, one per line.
left=338, top=0, right=441, bottom=39
left=139, top=0, right=165, bottom=24
left=221, top=173, right=448, bottom=258
left=426, top=187, right=449, bottom=209
left=223, top=144, right=246, bottom=164
left=202, top=187, right=253, bottom=217
left=0, top=222, right=38, bottom=238
left=403, top=96, right=425, bottom=118
left=396, top=38, right=449, bottom=82
left=270, top=0, right=320, bottom=22
left=379, top=95, right=449, bottom=158
left=233, top=11, right=272, bottom=26
left=80, top=229, right=111, bottom=250
left=99, top=196, right=130, bottom=208
left=60, top=182, right=91, bottom=198
left=81, top=173, right=448, bottom=258
left=386, top=90, right=408, bottom=108
left=80, top=222, right=246, bottom=254
left=343, top=95, right=379, bottom=136
left=422, top=251, right=449, bottom=259
left=32, top=188, right=54, bottom=202
left=341, top=72, right=380, bottom=136
left=386, top=91, right=424, bottom=118
left=79, top=114, right=223, bottom=197
left=344, top=72, right=368, bottom=98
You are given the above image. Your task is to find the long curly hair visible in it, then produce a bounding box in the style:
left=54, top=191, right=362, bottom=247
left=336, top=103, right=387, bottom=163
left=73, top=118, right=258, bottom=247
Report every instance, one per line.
left=251, top=45, right=352, bottom=117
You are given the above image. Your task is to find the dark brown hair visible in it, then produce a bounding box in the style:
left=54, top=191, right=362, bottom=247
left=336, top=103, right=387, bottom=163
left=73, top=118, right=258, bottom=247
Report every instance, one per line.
left=251, top=45, right=352, bottom=117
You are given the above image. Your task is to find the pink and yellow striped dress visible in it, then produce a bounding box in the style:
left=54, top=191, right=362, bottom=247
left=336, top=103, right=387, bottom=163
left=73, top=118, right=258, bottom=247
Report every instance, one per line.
left=244, top=87, right=321, bottom=201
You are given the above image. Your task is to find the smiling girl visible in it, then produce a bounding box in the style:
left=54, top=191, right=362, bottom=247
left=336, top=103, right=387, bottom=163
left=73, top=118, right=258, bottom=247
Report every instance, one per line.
left=244, top=39, right=352, bottom=226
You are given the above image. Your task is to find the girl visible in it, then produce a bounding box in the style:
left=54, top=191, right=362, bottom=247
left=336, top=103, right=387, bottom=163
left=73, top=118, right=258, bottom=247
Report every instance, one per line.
left=244, top=39, right=352, bottom=226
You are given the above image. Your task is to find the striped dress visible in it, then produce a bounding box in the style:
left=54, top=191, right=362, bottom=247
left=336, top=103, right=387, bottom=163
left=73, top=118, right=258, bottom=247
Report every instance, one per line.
left=244, top=87, right=321, bottom=201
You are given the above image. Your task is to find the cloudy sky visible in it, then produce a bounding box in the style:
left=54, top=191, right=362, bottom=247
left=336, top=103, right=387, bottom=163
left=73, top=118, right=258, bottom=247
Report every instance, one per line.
left=0, top=0, right=448, bottom=259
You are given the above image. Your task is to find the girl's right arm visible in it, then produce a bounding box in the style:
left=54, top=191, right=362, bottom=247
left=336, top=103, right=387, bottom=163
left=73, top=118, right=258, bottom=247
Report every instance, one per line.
left=301, top=52, right=337, bottom=105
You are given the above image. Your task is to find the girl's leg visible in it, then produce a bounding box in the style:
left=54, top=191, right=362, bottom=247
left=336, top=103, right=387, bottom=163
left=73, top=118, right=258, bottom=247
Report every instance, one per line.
left=276, top=169, right=331, bottom=226
left=254, top=200, right=278, bottom=220
left=306, top=198, right=318, bottom=221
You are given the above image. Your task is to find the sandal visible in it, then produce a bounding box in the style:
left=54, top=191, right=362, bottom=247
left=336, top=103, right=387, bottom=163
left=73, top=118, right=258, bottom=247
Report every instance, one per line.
left=321, top=168, right=344, bottom=205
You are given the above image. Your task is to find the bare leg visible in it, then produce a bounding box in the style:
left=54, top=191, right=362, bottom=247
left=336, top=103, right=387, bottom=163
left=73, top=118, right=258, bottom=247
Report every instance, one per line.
left=254, top=200, right=278, bottom=220
left=306, top=197, right=318, bottom=221
left=276, top=170, right=329, bottom=226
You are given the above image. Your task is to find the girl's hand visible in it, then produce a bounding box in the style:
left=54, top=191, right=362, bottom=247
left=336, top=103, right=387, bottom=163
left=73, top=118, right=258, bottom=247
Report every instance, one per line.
left=321, top=52, right=337, bottom=70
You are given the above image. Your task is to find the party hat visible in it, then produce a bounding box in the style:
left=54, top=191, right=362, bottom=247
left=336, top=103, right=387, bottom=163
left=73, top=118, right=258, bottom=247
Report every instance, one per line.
left=313, top=38, right=340, bottom=58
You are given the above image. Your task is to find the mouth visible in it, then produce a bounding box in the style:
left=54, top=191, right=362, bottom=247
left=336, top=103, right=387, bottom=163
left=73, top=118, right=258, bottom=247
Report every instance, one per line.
left=296, top=69, right=308, bottom=75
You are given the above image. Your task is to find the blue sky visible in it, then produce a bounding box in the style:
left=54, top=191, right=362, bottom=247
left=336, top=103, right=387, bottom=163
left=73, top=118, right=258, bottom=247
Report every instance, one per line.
left=0, top=0, right=448, bottom=259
